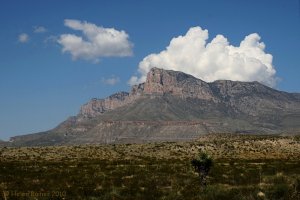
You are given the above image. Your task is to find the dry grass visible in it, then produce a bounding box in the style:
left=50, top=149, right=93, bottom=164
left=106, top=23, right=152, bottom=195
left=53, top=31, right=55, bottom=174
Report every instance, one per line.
left=0, top=134, right=299, bottom=200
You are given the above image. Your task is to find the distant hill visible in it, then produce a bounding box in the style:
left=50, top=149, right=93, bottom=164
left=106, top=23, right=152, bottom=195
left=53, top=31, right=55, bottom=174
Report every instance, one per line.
left=0, top=140, right=9, bottom=147
left=9, top=68, right=300, bottom=146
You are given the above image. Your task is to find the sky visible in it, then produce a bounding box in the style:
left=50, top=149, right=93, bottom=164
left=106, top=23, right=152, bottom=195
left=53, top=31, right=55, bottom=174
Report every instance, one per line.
left=0, top=0, right=299, bottom=140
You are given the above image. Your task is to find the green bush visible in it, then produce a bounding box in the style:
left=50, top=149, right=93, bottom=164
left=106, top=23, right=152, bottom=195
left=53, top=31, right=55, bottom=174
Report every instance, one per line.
left=191, top=152, right=213, bottom=186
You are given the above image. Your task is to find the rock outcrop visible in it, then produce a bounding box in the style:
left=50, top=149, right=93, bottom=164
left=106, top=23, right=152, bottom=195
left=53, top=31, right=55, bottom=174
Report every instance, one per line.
left=79, top=86, right=145, bottom=118
left=80, top=68, right=219, bottom=119
left=144, top=68, right=216, bottom=101
left=79, top=92, right=130, bottom=118
left=79, top=67, right=300, bottom=119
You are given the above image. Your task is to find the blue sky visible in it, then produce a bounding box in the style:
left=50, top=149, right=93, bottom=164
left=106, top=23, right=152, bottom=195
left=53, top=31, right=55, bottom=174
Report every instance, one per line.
left=0, top=0, right=299, bottom=140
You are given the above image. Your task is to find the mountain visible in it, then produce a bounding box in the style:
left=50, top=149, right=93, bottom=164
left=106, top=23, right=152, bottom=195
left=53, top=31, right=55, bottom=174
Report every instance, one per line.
left=0, top=140, right=8, bottom=147
left=9, top=68, right=300, bottom=146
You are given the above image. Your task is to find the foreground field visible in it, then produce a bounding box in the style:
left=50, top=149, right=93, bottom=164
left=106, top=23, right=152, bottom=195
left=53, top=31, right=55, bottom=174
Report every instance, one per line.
left=0, top=134, right=300, bottom=199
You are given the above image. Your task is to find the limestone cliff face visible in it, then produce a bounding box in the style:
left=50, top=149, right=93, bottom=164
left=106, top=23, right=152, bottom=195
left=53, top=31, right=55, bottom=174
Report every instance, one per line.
left=79, top=67, right=300, bottom=119
left=79, top=92, right=129, bottom=118
left=144, top=68, right=215, bottom=100
left=80, top=67, right=218, bottom=118
left=79, top=83, right=145, bottom=118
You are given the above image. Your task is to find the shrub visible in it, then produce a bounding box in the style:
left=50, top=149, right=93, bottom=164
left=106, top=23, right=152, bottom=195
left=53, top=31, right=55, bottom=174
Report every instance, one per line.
left=191, top=152, right=213, bottom=186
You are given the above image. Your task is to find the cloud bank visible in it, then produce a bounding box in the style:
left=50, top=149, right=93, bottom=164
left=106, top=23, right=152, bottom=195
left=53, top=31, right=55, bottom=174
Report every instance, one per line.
left=58, top=19, right=133, bottom=63
left=129, top=26, right=277, bottom=87
left=18, top=33, right=29, bottom=43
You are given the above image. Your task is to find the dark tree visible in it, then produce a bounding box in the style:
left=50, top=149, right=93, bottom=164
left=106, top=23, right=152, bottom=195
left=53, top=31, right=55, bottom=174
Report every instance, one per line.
left=191, top=152, right=213, bottom=186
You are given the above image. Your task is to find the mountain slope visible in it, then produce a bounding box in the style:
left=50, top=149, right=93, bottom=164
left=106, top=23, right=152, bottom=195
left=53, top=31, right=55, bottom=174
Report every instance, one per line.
left=9, top=68, right=300, bottom=146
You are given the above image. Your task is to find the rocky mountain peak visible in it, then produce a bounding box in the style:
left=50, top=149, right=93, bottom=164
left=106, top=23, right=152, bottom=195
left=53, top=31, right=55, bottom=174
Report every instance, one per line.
left=79, top=68, right=221, bottom=118
left=79, top=92, right=130, bottom=118
left=108, top=92, right=129, bottom=100
left=78, top=67, right=300, bottom=120
left=144, top=67, right=215, bottom=100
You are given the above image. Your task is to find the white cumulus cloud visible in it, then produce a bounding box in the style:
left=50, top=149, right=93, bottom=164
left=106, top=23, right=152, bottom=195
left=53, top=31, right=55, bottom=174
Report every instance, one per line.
left=57, top=19, right=133, bottom=63
left=129, top=26, right=277, bottom=87
left=18, top=33, right=29, bottom=43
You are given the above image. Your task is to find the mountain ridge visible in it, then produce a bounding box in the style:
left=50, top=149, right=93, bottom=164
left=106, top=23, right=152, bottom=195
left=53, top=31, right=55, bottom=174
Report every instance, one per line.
left=79, top=68, right=299, bottom=120
left=7, top=67, right=300, bottom=146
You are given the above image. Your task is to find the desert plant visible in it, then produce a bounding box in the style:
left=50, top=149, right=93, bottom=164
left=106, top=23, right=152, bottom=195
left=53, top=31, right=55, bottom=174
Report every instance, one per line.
left=191, top=152, right=213, bottom=186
